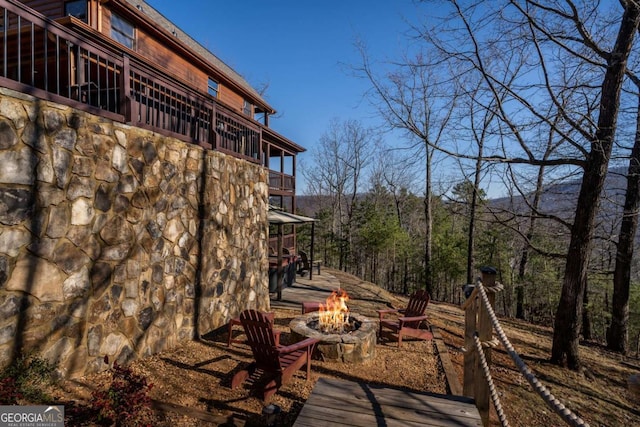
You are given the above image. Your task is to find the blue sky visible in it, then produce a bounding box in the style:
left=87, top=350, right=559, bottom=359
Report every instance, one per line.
left=146, top=0, right=426, bottom=191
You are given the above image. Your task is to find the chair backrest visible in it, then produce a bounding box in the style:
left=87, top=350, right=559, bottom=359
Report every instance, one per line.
left=239, top=309, right=281, bottom=371
left=405, top=290, right=430, bottom=317
left=299, top=250, right=310, bottom=269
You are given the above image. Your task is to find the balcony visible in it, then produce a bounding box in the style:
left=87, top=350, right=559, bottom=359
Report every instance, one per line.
left=269, top=170, right=295, bottom=193
left=0, top=0, right=277, bottom=165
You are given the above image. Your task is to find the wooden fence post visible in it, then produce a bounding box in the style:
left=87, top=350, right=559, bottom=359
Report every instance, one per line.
left=463, top=267, right=501, bottom=427
left=477, top=267, right=499, bottom=426
left=463, top=283, right=478, bottom=398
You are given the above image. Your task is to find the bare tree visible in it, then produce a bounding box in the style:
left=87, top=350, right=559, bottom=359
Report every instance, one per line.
left=549, top=1, right=640, bottom=369
left=458, top=78, right=515, bottom=284
left=384, top=152, right=423, bottom=292
left=301, top=118, right=374, bottom=271
left=506, top=110, right=567, bottom=319
left=355, top=44, right=455, bottom=289
left=411, top=0, right=640, bottom=369
left=608, top=90, right=640, bottom=353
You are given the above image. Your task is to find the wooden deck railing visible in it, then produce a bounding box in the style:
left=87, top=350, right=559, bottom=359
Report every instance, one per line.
left=268, top=234, right=296, bottom=252
left=0, top=0, right=264, bottom=163
left=463, top=268, right=589, bottom=427
left=0, top=0, right=125, bottom=122
left=269, top=170, right=295, bottom=192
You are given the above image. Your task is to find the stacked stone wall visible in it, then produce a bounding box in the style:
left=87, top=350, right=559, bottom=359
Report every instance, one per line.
left=0, top=89, right=270, bottom=377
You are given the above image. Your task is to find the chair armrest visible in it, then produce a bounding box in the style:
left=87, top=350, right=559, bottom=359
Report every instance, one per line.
left=398, top=315, right=428, bottom=325
left=377, top=308, right=400, bottom=319
left=274, top=330, right=281, bottom=346
left=278, top=337, right=319, bottom=355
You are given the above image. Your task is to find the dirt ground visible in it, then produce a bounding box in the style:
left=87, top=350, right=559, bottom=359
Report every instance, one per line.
left=53, top=270, right=445, bottom=426
left=428, top=299, right=640, bottom=427
left=51, top=269, right=640, bottom=426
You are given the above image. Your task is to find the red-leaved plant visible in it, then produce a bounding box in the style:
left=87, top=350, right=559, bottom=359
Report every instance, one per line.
left=0, top=377, right=22, bottom=404
left=89, top=357, right=154, bottom=427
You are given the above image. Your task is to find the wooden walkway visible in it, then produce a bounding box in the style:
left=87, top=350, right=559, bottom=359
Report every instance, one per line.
left=293, top=377, right=482, bottom=427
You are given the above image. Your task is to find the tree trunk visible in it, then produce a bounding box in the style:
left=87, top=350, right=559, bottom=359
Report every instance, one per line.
left=515, top=274, right=526, bottom=319
left=551, top=3, right=640, bottom=369
left=517, top=162, right=547, bottom=319
left=404, top=257, right=410, bottom=294
left=465, top=160, right=482, bottom=285
left=466, top=169, right=482, bottom=286
left=424, top=144, right=433, bottom=293
left=607, top=95, right=640, bottom=354
left=582, top=282, right=591, bottom=341
left=466, top=186, right=478, bottom=285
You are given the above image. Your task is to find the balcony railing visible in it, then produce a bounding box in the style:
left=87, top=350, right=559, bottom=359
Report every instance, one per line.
left=268, top=234, right=296, bottom=253
left=0, top=0, right=262, bottom=163
left=269, top=170, right=295, bottom=192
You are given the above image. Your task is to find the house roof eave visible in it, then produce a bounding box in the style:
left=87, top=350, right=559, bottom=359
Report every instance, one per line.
left=107, top=0, right=275, bottom=114
left=263, top=127, right=306, bottom=154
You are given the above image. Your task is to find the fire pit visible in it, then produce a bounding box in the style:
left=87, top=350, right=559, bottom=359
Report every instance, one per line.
left=289, top=290, right=376, bottom=363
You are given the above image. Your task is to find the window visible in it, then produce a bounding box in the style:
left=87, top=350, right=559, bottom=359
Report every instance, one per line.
left=243, top=100, right=253, bottom=116
left=64, top=0, right=87, bottom=22
left=111, top=13, right=135, bottom=49
left=207, top=77, right=219, bottom=98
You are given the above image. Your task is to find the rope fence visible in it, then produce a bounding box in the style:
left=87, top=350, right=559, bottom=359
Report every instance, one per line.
left=463, top=269, right=590, bottom=427
left=472, top=333, right=510, bottom=427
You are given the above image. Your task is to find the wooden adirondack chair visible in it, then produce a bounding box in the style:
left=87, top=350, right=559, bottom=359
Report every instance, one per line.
left=297, top=250, right=310, bottom=276
left=227, top=312, right=276, bottom=347
left=377, top=290, right=432, bottom=347
left=297, top=250, right=321, bottom=276
left=231, top=309, right=319, bottom=401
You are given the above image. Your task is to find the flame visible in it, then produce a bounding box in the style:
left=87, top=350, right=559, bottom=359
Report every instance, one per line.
left=318, top=289, right=350, bottom=333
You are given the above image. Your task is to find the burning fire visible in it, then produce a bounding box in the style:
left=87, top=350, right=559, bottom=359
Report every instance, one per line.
left=318, top=289, right=350, bottom=333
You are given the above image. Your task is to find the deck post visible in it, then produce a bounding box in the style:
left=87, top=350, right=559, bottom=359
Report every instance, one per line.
left=476, top=267, right=497, bottom=426
left=462, top=293, right=478, bottom=398
left=276, top=225, right=284, bottom=301
left=463, top=283, right=478, bottom=398
left=463, top=267, right=500, bottom=427
left=120, top=54, right=131, bottom=122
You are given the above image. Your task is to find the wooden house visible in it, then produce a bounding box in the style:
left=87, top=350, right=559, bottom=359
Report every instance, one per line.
left=5, top=0, right=302, bottom=251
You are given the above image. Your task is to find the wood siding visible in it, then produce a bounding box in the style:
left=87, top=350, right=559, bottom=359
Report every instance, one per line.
left=219, top=86, right=244, bottom=113
left=136, top=28, right=207, bottom=89
left=20, top=0, right=63, bottom=18
left=101, top=2, right=246, bottom=115
left=20, top=0, right=252, bottom=118
left=100, top=2, right=111, bottom=37
left=22, top=0, right=99, bottom=27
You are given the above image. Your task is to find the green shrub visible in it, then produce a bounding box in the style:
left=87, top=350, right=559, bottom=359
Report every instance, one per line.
left=0, top=353, right=56, bottom=404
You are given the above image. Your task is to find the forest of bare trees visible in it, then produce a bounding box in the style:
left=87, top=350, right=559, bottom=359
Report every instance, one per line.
left=299, top=0, right=640, bottom=371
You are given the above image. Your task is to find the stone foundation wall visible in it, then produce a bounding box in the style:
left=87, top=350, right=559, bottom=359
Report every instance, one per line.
left=0, top=89, right=270, bottom=377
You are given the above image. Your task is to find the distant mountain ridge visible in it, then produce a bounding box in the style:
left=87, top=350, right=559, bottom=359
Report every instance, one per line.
left=490, top=167, right=629, bottom=218
left=296, top=167, right=633, bottom=227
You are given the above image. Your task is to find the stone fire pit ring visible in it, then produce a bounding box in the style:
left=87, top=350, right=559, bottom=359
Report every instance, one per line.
left=289, top=312, right=376, bottom=363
